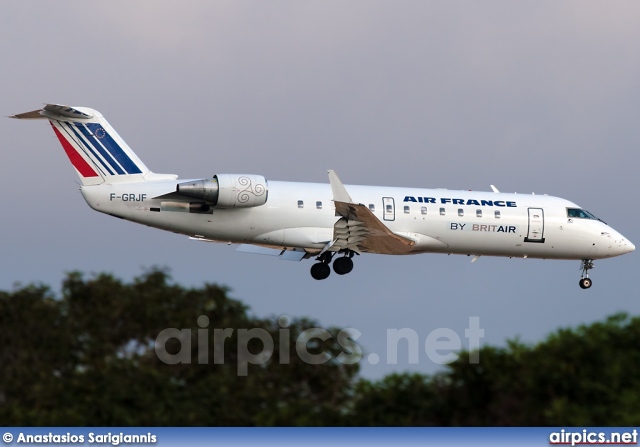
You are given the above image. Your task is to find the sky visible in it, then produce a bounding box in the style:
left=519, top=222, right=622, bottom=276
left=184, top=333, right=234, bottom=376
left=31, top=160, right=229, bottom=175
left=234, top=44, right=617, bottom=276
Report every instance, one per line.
left=1, top=1, right=639, bottom=379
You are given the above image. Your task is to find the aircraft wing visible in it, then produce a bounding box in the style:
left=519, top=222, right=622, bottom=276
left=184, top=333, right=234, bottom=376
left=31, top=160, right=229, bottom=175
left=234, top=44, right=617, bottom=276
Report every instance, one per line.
left=327, top=170, right=415, bottom=254
left=189, top=237, right=309, bottom=261
left=236, top=244, right=308, bottom=261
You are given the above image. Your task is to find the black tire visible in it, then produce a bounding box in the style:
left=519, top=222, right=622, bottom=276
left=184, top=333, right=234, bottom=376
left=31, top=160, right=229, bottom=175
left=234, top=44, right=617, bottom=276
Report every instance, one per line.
left=579, top=278, right=592, bottom=289
left=333, top=257, right=354, bottom=275
left=310, top=262, right=331, bottom=280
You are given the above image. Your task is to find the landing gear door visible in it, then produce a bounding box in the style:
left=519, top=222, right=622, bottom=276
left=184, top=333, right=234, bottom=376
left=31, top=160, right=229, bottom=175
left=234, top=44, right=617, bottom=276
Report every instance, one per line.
left=524, top=208, right=545, bottom=243
left=383, top=197, right=395, bottom=221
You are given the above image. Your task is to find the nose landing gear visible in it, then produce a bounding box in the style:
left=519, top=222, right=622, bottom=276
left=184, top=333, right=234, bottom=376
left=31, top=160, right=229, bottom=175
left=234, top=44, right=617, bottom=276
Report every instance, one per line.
left=579, top=259, right=594, bottom=289
left=310, top=251, right=356, bottom=280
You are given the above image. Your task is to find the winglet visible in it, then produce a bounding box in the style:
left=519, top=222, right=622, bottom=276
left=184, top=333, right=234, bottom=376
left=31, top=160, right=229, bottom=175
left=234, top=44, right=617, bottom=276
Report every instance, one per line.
left=328, top=170, right=353, bottom=203
left=490, top=185, right=500, bottom=193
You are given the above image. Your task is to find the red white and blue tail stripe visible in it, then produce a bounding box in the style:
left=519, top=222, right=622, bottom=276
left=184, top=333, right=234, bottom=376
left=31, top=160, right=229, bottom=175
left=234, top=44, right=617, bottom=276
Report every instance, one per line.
left=12, top=104, right=153, bottom=185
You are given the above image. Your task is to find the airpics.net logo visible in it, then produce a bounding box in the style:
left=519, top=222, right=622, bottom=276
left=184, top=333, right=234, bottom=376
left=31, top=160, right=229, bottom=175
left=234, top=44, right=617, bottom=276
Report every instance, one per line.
left=154, top=316, right=484, bottom=376
left=549, top=429, right=638, bottom=446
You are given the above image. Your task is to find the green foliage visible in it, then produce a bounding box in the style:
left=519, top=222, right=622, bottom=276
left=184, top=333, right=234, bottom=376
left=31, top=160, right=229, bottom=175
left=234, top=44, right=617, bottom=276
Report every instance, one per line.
left=348, top=313, right=640, bottom=426
left=2, top=270, right=639, bottom=426
left=348, top=373, right=441, bottom=425
left=0, top=269, right=357, bottom=426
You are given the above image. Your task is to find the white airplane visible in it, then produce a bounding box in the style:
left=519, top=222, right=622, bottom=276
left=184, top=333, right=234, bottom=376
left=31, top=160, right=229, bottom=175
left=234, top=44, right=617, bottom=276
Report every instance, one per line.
left=13, top=104, right=634, bottom=288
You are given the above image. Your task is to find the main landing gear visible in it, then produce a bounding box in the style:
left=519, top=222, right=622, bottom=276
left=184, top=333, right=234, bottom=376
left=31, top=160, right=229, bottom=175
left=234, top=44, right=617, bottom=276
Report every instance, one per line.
left=579, top=259, right=595, bottom=289
left=310, top=251, right=356, bottom=280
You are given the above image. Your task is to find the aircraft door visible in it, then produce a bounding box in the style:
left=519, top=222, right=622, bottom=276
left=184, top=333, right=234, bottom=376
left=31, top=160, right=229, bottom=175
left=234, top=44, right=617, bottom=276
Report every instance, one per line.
left=524, top=208, right=545, bottom=243
left=383, top=197, right=395, bottom=221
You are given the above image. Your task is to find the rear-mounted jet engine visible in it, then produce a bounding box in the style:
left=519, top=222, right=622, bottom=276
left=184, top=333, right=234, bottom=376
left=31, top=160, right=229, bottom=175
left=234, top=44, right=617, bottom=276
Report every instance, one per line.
left=176, top=174, right=268, bottom=208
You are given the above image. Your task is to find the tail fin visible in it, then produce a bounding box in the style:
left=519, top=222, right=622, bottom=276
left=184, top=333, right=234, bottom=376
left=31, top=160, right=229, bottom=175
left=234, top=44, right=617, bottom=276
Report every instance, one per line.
left=12, top=104, right=176, bottom=185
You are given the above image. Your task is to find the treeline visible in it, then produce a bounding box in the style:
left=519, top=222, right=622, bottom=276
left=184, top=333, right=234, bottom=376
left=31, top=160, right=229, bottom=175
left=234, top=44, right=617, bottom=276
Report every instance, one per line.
left=1, top=270, right=638, bottom=426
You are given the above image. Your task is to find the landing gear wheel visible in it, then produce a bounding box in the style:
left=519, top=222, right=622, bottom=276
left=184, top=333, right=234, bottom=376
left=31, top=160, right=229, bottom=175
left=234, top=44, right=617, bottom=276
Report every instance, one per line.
left=579, top=278, right=592, bottom=289
left=579, top=259, right=595, bottom=290
left=333, top=256, right=354, bottom=275
left=310, top=262, right=331, bottom=280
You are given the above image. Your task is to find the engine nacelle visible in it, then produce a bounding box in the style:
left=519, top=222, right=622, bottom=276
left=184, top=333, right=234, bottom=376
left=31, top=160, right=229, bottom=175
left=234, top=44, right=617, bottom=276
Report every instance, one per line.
left=176, top=174, right=268, bottom=208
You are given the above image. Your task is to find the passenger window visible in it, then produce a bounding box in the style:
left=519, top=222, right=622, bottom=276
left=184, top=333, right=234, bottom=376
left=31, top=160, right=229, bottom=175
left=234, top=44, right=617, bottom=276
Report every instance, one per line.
left=297, top=200, right=304, bottom=208
left=421, top=206, right=427, bottom=215
left=495, top=210, right=501, bottom=219
left=440, top=207, right=445, bottom=216
left=476, top=209, right=482, bottom=217
left=404, top=206, right=410, bottom=214
left=386, top=204, right=393, bottom=213
left=316, top=201, right=322, bottom=209
left=369, top=204, right=375, bottom=212
left=458, top=209, right=464, bottom=217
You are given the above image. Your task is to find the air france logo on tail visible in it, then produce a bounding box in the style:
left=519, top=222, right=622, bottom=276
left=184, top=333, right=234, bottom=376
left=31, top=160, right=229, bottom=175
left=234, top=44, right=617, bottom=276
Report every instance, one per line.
left=12, top=104, right=152, bottom=187
left=52, top=120, right=143, bottom=179
left=50, top=122, right=99, bottom=178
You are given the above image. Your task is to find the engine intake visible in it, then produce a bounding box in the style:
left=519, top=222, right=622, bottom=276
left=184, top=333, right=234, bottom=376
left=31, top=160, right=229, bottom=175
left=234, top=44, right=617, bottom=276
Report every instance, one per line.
left=176, top=174, right=268, bottom=208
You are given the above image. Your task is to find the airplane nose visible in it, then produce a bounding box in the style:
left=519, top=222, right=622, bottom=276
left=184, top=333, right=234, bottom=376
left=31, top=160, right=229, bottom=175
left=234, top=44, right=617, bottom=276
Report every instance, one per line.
left=617, top=235, right=635, bottom=255
left=626, top=240, right=636, bottom=253
left=602, top=229, right=635, bottom=256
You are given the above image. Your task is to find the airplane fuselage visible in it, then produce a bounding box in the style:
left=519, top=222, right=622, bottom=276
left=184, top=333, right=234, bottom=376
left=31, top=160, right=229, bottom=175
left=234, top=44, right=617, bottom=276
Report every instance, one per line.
left=80, top=180, right=633, bottom=261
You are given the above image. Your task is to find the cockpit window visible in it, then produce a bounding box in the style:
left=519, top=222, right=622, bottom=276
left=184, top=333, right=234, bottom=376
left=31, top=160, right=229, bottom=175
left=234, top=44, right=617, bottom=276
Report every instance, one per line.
left=567, top=208, right=598, bottom=219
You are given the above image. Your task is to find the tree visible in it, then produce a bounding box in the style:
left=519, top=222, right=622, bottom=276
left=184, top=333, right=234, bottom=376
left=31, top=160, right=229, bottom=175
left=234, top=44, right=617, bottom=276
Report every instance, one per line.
left=347, top=313, right=640, bottom=426
left=0, top=269, right=358, bottom=426
left=3, top=270, right=640, bottom=426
